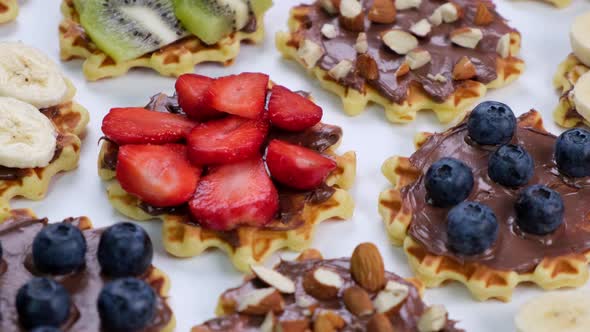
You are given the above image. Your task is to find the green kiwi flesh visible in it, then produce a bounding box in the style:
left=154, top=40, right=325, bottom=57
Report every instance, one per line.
left=75, top=0, right=188, bottom=62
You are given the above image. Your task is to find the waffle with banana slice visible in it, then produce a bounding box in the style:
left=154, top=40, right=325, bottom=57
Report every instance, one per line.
left=58, top=0, right=271, bottom=81
left=98, top=74, right=356, bottom=272
left=0, top=0, right=18, bottom=24
left=276, top=0, right=524, bottom=124
left=379, top=105, right=590, bottom=302
left=0, top=42, right=89, bottom=221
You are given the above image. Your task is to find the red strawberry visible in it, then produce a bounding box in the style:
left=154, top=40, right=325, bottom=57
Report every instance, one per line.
left=187, top=115, right=269, bottom=165
left=206, top=72, right=269, bottom=119
left=189, top=158, right=279, bottom=231
left=102, top=107, right=196, bottom=145
left=266, top=140, right=337, bottom=190
left=268, top=85, right=322, bottom=131
left=116, top=144, right=201, bottom=207
left=175, top=73, right=223, bottom=121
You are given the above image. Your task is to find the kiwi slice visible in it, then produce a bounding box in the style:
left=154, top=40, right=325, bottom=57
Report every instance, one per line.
left=75, top=0, right=188, bottom=62
left=249, top=0, right=272, bottom=17
left=173, top=0, right=250, bottom=45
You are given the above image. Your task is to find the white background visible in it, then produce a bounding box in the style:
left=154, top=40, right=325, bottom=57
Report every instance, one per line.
left=3, top=0, right=590, bottom=331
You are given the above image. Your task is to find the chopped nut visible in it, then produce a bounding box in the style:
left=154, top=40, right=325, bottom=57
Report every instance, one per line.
left=237, top=288, right=285, bottom=315
left=357, top=54, right=380, bottom=80
left=396, top=62, right=410, bottom=77
left=410, top=19, right=432, bottom=37
left=452, top=56, right=477, bottom=80
left=406, top=48, right=431, bottom=70
left=474, top=2, right=495, bottom=26
left=368, top=0, right=396, bottom=24
left=367, top=313, right=395, bottom=332
left=427, top=73, right=448, bottom=83
left=297, top=39, right=324, bottom=69
left=374, top=287, right=409, bottom=314
left=320, top=0, right=339, bottom=14
left=496, top=33, right=511, bottom=58
left=384, top=280, right=410, bottom=294
left=314, top=311, right=346, bottom=332
left=350, top=243, right=386, bottom=292
left=339, top=0, right=365, bottom=32
left=450, top=27, right=483, bottom=49
left=260, top=312, right=275, bottom=332
left=355, top=33, right=368, bottom=53
left=328, top=60, right=354, bottom=80
left=321, top=24, right=339, bottom=39
left=343, top=286, right=374, bottom=316
left=277, top=318, right=312, bottom=332
left=428, top=8, right=443, bottom=26
left=417, top=305, right=448, bottom=332
left=382, top=30, right=418, bottom=55
left=296, top=294, right=316, bottom=308
left=297, top=249, right=323, bottom=261
left=251, top=265, right=296, bottom=294
left=395, top=0, right=422, bottom=10
left=440, top=2, right=462, bottom=23
left=303, top=267, right=345, bottom=299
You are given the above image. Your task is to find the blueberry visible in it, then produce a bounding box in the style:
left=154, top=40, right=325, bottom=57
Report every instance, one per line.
left=98, top=223, right=153, bottom=277
left=467, top=101, right=516, bottom=145
left=16, top=277, right=70, bottom=329
left=555, top=128, right=590, bottom=178
left=30, top=327, right=62, bottom=332
left=515, top=185, right=564, bottom=235
left=447, top=201, right=499, bottom=256
left=488, top=144, right=534, bottom=187
left=425, top=158, right=474, bottom=207
left=32, top=223, right=87, bottom=275
left=98, top=278, right=156, bottom=331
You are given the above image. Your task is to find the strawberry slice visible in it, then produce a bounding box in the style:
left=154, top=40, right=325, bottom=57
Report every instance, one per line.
left=175, top=74, right=223, bottom=121
left=187, top=115, right=269, bottom=165
left=116, top=144, right=201, bottom=207
left=266, top=139, right=337, bottom=190
left=268, top=85, right=322, bottom=131
left=206, top=73, right=269, bottom=119
left=189, top=158, right=279, bottom=231
left=102, top=107, right=196, bottom=145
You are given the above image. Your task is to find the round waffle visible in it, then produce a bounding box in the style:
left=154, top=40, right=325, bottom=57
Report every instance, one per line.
left=379, top=110, right=590, bottom=302
left=276, top=1, right=524, bottom=124
left=0, top=0, right=17, bottom=24
left=58, top=0, right=267, bottom=81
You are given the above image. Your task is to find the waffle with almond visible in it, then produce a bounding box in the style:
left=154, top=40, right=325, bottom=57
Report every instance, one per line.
left=98, top=73, right=356, bottom=272
left=379, top=105, right=590, bottom=302
left=0, top=209, right=175, bottom=331
left=0, top=0, right=17, bottom=23
left=192, top=243, right=464, bottom=332
left=276, top=0, right=524, bottom=124
left=58, top=0, right=270, bottom=81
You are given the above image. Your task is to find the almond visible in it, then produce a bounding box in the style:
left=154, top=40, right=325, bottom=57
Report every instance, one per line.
left=260, top=312, right=276, bottom=332
left=428, top=8, right=443, bottom=26
left=395, top=0, right=422, bottom=10
left=410, top=19, right=432, bottom=37
left=328, top=60, right=354, bottom=80
left=452, top=56, right=477, bottom=80
left=450, top=27, right=483, bottom=49
left=496, top=33, right=511, bottom=58
left=320, top=0, right=339, bottom=14
left=339, top=0, right=365, bottom=32
left=296, top=293, right=316, bottom=308
left=343, top=286, right=374, bottom=316
left=373, top=285, right=409, bottom=314
left=277, top=318, right=312, bottom=332
left=303, top=267, right=344, bottom=300
left=350, top=243, right=385, bottom=292
left=313, top=311, right=345, bottom=332
left=251, top=265, right=296, bottom=294
left=417, top=305, right=448, bottom=332
left=382, top=29, right=418, bottom=55
left=357, top=54, right=380, bottom=80
left=474, top=2, right=495, bottom=26
left=237, top=288, right=285, bottom=315
left=297, top=39, right=324, bottom=69
left=297, top=249, right=324, bottom=261
left=367, top=313, right=395, bottom=332
left=406, top=48, right=431, bottom=70
left=321, top=24, right=339, bottom=39
left=355, top=32, right=369, bottom=54
left=396, top=62, right=410, bottom=77
left=368, top=0, right=396, bottom=24
left=427, top=73, right=448, bottom=83
left=440, top=2, right=462, bottom=23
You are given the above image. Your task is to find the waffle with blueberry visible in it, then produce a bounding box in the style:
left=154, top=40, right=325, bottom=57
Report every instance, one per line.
left=379, top=101, right=590, bottom=301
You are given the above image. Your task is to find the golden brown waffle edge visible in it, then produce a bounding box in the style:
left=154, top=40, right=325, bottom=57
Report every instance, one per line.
left=0, top=0, right=18, bottom=24
left=553, top=53, right=590, bottom=128
left=378, top=111, right=590, bottom=302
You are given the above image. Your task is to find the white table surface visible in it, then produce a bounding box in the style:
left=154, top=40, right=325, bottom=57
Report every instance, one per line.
left=3, top=0, right=590, bottom=331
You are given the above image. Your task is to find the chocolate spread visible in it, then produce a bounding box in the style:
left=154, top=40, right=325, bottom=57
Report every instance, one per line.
left=196, top=257, right=462, bottom=331
left=295, top=0, right=517, bottom=103
left=100, top=94, right=341, bottom=231
left=0, top=211, right=172, bottom=331
left=403, top=111, right=590, bottom=272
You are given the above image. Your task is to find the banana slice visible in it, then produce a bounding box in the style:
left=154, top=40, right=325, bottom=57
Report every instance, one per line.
left=570, top=11, right=590, bottom=68
left=0, top=42, right=68, bottom=109
left=572, top=71, right=590, bottom=121
left=0, top=97, right=57, bottom=168
left=515, top=291, right=590, bottom=332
